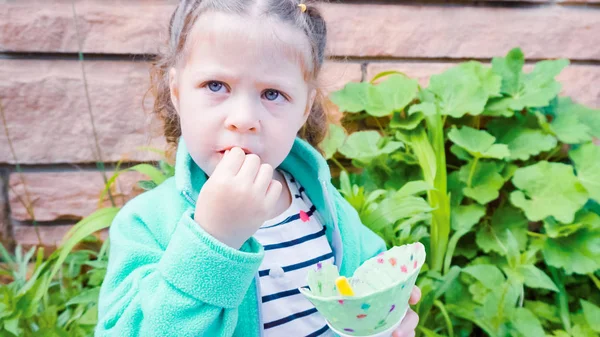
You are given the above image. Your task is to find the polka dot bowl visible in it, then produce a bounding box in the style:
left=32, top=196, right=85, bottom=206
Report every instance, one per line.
left=299, top=242, right=426, bottom=337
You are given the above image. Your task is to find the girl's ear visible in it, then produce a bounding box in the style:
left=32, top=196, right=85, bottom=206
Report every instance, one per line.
left=169, top=67, right=180, bottom=114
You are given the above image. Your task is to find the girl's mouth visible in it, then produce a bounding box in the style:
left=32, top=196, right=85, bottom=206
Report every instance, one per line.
left=218, top=147, right=253, bottom=155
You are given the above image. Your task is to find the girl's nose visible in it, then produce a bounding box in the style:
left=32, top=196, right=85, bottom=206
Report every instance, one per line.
left=224, top=110, right=261, bottom=133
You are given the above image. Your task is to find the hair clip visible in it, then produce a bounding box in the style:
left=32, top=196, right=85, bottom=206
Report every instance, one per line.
left=298, top=3, right=307, bottom=13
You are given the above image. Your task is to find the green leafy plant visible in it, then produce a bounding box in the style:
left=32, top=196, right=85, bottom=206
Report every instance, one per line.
left=323, top=47, right=600, bottom=337
left=0, top=152, right=174, bottom=336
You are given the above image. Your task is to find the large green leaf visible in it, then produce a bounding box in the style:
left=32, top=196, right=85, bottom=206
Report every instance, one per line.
left=570, top=143, right=600, bottom=202
left=510, top=161, right=589, bottom=223
left=525, top=301, right=561, bottom=325
left=462, top=264, right=506, bottom=290
left=445, top=303, right=498, bottom=337
left=580, top=299, right=600, bottom=333
left=451, top=204, right=486, bottom=232
left=329, top=82, right=370, bottom=113
left=362, top=194, right=433, bottom=232
left=448, top=126, right=510, bottom=159
left=517, top=265, right=559, bottom=292
left=487, top=118, right=557, bottom=161
left=543, top=227, right=600, bottom=275
left=568, top=99, right=600, bottom=139
left=408, top=101, right=437, bottom=117
left=460, top=161, right=506, bottom=205
left=447, top=171, right=465, bottom=208
left=476, top=205, right=528, bottom=255
left=329, top=75, right=418, bottom=117
left=550, top=113, right=592, bottom=144
left=371, top=74, right=419, bottom=117
left=492, top=48, right=569, bottom=110
left=493, top=48, right=525, bottom=97
left=461, top=61, right=502, bottom=98
left=395, top=180, right=434, bottom=198
left=543, top=210, right=599, bottom=239
left=483, top=96, right=516, bottom=117
left=390, top=111, right=425, bottom=130
left=338, top=131, right=403, bottom=163
left=444, top=204, right=486, bottom=272
left=545, top=97, right=599, bottom=144
left=511, top=307, right=547, bottom=337
left=426, top=63, right=493, bottom=118
left=320, top=124, right=346, bottom=159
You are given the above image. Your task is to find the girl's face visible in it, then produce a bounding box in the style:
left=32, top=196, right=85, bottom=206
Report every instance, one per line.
left=169, top=12, right=316, bottom=176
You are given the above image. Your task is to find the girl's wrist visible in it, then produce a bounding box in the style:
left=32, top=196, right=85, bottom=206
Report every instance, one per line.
left=192, top=215, right=245, bottom=249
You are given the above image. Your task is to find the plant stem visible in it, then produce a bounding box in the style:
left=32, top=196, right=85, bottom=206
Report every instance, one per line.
left=434, top=300, right=455, bottom=337
left=589, top=273, right=600, bottom=291
left=0, top=98, right=42, bottom=245
left=543, top=144, right=562, bottom=161
left=329, top=157, right=346, bottom=173
left=527, top=231, right=546, bottom=238
left=374, top=117, right=386, bottom=134
left=550, top=267, right=572, bottom=334
left=71, top=1, right=116, bottom=207
left=467, top=156, right=480, bottom=187
left=413, top=114, right=450, bottom=274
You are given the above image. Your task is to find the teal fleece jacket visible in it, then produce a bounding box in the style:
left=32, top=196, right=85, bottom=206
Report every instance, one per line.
left=95, top=137, right=386, bottom=337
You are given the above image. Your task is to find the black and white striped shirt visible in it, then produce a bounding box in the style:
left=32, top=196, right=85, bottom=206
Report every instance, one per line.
left=254, top=170, right=335, bottom=337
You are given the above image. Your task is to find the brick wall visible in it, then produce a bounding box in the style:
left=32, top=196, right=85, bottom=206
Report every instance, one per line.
left=1, top=0, right=599, bottom=251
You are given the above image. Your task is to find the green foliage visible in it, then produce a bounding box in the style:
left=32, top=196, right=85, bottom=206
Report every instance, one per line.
left=3, top=47, right=599, bottom=337
left=0, top=152, right=175, bottom=336
left=323, top=47, right=600, bottom=336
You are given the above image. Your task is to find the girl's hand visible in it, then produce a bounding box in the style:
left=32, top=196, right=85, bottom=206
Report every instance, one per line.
left=194, top=147, right=283, bottom=249
left=392, top=286, right=421, bottom=337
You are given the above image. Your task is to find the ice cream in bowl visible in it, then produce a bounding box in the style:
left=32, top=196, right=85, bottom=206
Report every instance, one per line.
left=299, top=242, right=426, bottom=337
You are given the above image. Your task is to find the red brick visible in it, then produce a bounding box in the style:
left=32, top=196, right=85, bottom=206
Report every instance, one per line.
left=0, top=59, right=165, bottom=164
left=0, top=0, right=174, bottom=55
left=2, top=2, right=599, bottom=60
left=9, top=170, right=144, bottom=222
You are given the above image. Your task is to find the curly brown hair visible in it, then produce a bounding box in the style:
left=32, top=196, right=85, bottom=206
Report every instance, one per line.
left=147, top=0, right=330, bottom=159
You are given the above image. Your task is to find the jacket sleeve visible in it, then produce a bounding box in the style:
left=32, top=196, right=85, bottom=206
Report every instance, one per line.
left=95, top=207, right=264, bottom=337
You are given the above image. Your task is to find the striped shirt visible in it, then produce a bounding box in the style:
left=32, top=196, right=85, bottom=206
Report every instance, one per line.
left=254, top=170, right=335, bottom=337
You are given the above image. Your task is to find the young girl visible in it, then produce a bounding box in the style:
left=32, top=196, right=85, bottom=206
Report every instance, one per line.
left=96, top=1, right=421, bottom=336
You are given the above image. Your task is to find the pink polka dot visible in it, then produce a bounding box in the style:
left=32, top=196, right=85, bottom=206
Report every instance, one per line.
left=299, top=210, right=310, bottom=222
left=357, top=314, right=367, bottom=319
left=338, top=300, right=344, bottom=305
left=401, top=265, right=408, bottom=273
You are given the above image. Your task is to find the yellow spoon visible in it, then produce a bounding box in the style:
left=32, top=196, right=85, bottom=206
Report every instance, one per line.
left=335, top=276, right=355, bottom=297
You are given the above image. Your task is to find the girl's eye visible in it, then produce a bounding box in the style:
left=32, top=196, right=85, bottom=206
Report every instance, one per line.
left=206, top=81, right=225, bottom=93
left=263, top=89, right=285, bottom=102
left=202, top=82, right=286, bottom=102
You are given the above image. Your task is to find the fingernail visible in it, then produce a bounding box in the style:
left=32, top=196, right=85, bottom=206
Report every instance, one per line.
left=224, top=150, right=230, bottom=155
